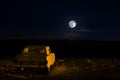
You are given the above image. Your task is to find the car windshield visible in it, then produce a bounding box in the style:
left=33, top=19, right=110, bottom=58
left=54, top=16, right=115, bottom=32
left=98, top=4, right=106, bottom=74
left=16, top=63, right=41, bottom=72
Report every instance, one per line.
left=28, top=48, right=45, bottom=53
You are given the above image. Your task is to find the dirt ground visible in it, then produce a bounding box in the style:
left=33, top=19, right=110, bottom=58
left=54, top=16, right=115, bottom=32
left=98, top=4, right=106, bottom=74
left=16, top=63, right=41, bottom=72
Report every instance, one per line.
left=0, top=58, right=120, bottom=80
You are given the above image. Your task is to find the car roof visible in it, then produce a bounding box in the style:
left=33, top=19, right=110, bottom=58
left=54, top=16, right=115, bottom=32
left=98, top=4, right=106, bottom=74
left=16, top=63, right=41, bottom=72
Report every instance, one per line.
left=25, top=45, right=48, bottom=48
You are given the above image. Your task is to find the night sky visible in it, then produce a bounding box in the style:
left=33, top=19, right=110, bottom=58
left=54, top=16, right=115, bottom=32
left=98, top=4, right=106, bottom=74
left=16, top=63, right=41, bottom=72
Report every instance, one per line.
left=1, top=0, right=120, bottom=41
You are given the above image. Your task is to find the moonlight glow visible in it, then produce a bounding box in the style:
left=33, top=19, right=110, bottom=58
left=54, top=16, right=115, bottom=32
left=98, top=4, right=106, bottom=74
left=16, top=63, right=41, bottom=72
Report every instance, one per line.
left=68, top=20, right=76, bottom=28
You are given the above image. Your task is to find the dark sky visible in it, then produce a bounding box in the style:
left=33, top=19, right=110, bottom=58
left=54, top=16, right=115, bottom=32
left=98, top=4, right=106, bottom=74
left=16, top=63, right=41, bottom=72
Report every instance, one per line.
left=0, top=0, right=120, bottom=41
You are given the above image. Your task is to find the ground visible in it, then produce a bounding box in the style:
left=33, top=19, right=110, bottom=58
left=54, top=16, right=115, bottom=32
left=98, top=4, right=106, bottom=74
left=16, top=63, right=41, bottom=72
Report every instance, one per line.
left=0, top=58, right=120, bottom=80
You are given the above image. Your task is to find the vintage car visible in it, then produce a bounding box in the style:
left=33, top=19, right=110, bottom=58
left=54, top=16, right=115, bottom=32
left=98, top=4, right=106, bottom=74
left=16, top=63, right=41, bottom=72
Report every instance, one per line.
left=13, top=45, right=55, bottom=72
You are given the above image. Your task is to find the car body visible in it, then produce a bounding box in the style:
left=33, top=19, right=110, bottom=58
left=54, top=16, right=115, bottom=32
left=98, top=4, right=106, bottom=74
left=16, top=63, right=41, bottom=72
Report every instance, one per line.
left=13, top=45, right=55, bottom=72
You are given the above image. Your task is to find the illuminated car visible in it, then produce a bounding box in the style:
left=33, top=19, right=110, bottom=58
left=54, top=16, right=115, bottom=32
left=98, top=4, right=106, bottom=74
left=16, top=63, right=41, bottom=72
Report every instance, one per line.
left=13, top=45, right=55, bottom=72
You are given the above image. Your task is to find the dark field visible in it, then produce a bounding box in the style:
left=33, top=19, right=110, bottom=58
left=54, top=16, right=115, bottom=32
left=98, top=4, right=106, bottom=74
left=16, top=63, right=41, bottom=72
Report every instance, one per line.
left=0, top=39, right=120, bottom=80
left=0, top=58, right=120, bottom=80
left=0, top=39, right=120, bottom=58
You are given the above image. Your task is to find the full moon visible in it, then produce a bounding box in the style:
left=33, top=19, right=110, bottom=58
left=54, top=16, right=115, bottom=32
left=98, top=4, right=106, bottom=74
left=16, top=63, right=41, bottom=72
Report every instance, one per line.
left=68, top=20, right=76, bottom=28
